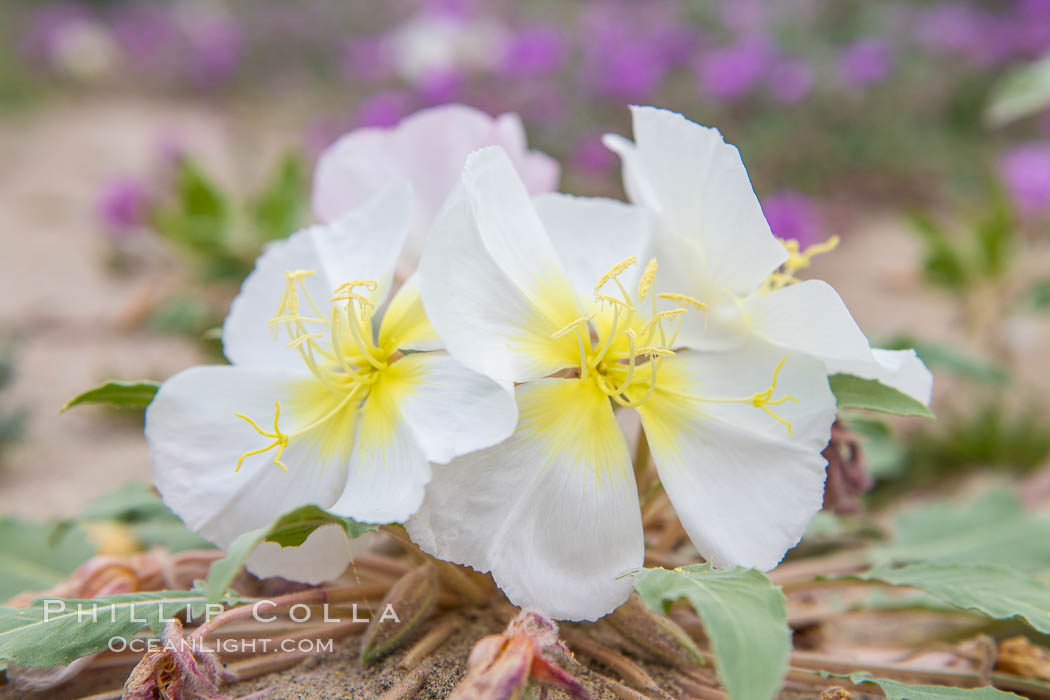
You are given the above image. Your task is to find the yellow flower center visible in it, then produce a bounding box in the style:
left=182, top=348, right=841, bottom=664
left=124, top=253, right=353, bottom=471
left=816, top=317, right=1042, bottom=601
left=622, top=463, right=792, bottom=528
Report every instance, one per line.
left=552, top=256, right=705, bottom=409
left=233, top=270, right=391, bottom=472
left=554, top=257, right=800, bottom=435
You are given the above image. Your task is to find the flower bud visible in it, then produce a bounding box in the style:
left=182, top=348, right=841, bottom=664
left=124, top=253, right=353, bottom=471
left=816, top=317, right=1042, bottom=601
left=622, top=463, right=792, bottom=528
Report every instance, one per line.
left=607, top=593, right=704, bottom=669
left=360, top=563, right=438, bottom=663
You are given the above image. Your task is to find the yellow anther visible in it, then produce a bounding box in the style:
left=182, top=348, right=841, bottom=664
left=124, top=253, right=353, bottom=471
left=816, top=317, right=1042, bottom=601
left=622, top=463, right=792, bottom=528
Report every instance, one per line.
left=638, top=258, right=658, bottom=300
left=234, top=402, right=289, bottom=472
left=596, top=295, right=632, bottom=309
left=594, top=256, right=637, bottom=296
left=331, top=280, right=379, bottom=308
left=286, top=269, right=317, bottom=281
left=656, top=292, right=707, bottom=310
left=552, top=316, right=592, bottom=339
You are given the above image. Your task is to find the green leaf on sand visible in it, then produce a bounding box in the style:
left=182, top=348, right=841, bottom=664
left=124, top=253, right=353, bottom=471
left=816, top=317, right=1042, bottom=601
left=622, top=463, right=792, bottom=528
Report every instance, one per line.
left=634, top=565, right=790, bottom=700
left=825, top=672, right=1021, bottom=699
left=61, top=380, right=159, bottom=412
left=204, top=505, right=376, bottom=601
left=0, top=590, right=240, bottom=667
left=859, top=562, right=1050, bottom=634
left=0, top=519, right=95, bottom=601
left=873, top=489, right=1050, bottom=573
left=829, top=374, right=934, bottom=418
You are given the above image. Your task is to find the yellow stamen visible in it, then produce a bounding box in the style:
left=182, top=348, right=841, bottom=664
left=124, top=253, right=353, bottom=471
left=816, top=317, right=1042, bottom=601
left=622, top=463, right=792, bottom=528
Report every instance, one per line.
left=766, top=235, right=841, bottom=292
left=656, top=292, right=707, bottom=310
left=638, top=259, right=658, bottom=300
left=594, top=256, right=637, bottom=297
left=235, top=402, right=289, bottom=472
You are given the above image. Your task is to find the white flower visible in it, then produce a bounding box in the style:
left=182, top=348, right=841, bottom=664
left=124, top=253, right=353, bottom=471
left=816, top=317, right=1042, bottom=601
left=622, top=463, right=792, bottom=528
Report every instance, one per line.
left=313, top=104, right=559, bottom=269
left=146, top=182, right=517, bottom=584
left=407, top=147, right=837, bottom=621
left=603, top=106, right=932, bottom=405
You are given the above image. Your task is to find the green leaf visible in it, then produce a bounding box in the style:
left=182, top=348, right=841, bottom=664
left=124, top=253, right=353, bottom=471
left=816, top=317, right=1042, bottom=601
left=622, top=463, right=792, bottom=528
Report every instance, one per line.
left=204, top=505, right=376, bottom=601
left=848, top=417, right=908, bottom=479
left=252, top=154, right=307, bottom=242
left=828, top=672, right=1021, bottom=699
left=973, top=190, right=1014, bottom=279
left=0, top=519, right=96, bottom=601
left=634, top=565, right=790, bottom=700
left=859, top=562, right=1050, bottom=634
left=884, top=337, right=1008, bottom=386
left=829, top=374, right=935, bottom=418
left=873, top=490, right=1050, bottom=573
left=909, top=212, right=970, bottom=291
left=77, top=482, right=213, bottom=553
left=78, top=482, right=171, bottom=522
left=986, top=51, right=1050, bottom=127
left=0, top=591, right=240, bottom=666
left=61, top=380, right=159, bottom=412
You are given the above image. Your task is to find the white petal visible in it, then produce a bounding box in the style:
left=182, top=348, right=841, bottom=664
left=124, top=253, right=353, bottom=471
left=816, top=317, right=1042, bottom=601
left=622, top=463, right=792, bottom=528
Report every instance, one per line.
left=314, top=180, right=413, bottom=306
left=826, top=348, right=934, bottom=406
left=407, top=378, right=643, bottom=621
left=636, top=344, right=836, bottom=570
left=420, top=147, right=583, bottom=389
left=609, top=106, right=787, bottom=295
left=393, top=352, right=518, bottom=465
left=743, top=279, right=873, bottom=365
left=223, top=182, right=412, bottom=370
left=533, top=193, right=654, bottom=309
left=312, top=128, right=400, bottom=223
left=327, top=367, right=430, bottom=524
left=313, top=105, right=558, bottom=260
left=493, top=112, right=560, bottom=193
left=244, top=523, right=356, bottom=584
left=147, top=366, right=356, bottom=549
left=222, top=228, right=333, bottom=370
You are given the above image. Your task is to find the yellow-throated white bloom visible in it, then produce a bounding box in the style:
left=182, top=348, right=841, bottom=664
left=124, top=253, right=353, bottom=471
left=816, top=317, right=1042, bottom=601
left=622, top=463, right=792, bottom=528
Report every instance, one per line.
left=604, top=106, right=932, bottom=405
left=313, top=104, right=558, bottom=269
left=406, top=148, right=837, bottom=621
left=146, top=182, right=517, bottom=584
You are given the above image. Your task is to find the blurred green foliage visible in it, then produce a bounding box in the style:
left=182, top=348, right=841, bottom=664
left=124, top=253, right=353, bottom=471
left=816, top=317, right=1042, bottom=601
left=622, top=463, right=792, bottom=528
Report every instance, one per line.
left=150, top=153, right=308, bottom=281
left=0, top=351, right=27, bottom=464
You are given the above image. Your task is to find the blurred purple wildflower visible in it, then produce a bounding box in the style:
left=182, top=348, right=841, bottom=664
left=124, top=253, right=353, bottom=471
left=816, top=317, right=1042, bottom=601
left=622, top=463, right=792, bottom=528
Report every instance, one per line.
left=19, top=2, right=92, bottom=63
left=355, top=91, right=414, bottom=128
left=768, top=59, right=814, bottom=104
left=838, top=38, right=893, bottom=88
left=499, top=26, right=565, bottom=78
left=1000, top=143, right=1050, bottom=217
left=762, top=191, right=821, bottom=248
left=720, top=0, right=767, bottom=36
left=697, top=41, right=772, bottom=101
left=180, top=10, right=242, bottom=86
left=578, top=4, right=679, bottom=101
left=342, top=37, right=394, bottom=82
left=109, top=4, right=178, bottom=72
left=1012, top=0, right=1050, bottom=56
left=914, top=4, right=1014, bottom=65
left=98, top=178, right=148, bottom=233
left=417, top=68, right=464, bottom=104
left=571, top=132, right=617, bottom=176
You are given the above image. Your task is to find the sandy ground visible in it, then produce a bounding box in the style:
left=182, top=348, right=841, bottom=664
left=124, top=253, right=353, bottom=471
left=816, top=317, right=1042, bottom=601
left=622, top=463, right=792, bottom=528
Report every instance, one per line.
left=2, top=93, right=1049, bottom=522
left=0, top=94, right=281, bottom=518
